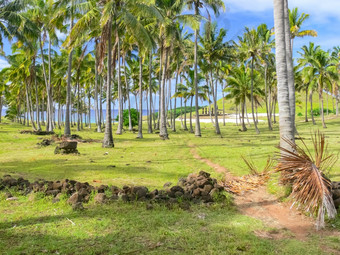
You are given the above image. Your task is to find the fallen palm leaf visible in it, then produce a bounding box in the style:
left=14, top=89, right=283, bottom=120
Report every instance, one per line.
left=276, top=131, right=338, bottom=230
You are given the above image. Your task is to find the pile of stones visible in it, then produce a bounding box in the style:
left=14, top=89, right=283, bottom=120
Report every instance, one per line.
left=0, top=171, right=226, bottom=210
left=332, top=182, right=340, bottom=208
left=37, top=138, right=54, bottom=147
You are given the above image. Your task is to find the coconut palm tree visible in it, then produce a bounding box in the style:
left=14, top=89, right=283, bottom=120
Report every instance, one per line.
left=199, top=21, right=228, bottom=135
left=309, top=49, right=338, bottom=128
left=183, top=69, right=207, bottom=133
left=289, top=7, right=317, bottom=52
left=238, top=26, right=270, bottom=134
left=273, top=0, right=295, bottom=151
left=225, top=64, right=256, bottom=132
left=185, top=0, right=225, bottom=137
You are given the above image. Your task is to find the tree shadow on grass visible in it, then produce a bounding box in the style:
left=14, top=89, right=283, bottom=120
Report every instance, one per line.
left=0, top=203, right=284, bottom=255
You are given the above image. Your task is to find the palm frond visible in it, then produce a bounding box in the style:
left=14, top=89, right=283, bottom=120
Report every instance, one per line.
left=276, top=132, right=338, bottom=230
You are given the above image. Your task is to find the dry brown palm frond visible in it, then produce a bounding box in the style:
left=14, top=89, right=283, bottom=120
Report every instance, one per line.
left=242, top=156, right=274, bottom=176
left=276, top=131, right=338, bottom=230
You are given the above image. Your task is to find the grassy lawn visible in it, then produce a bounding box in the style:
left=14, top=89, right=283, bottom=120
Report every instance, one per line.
left=1, top=115, right=340, bottom=254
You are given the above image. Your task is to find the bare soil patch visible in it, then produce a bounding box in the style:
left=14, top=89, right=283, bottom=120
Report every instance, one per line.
left=189, top=144, right=339, bottom=242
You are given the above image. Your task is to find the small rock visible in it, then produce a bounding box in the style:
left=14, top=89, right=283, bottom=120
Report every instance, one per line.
left=67, top=192, right=83, bottom=205
left=97, top=185, right=108, bottom=193
left=72, top=202, right=84, bottom=211
left=4, top=192, right=12, bottom=199
left=170, top=186, right=184, bottom=194
left=146, top=203, right=153, bottom=210
left=199, top=171, right=211, bottom=178
left=94, top=193, right=108, bottom=204
left=179, top=202, right=191, bottom=210
left=197, top=213, right=206, bottom=219
left=132, top=186, right=148, bottom=199
left=163, top=182, right=172, bottom=188
left=6, top=197, right=18, bottom=201
left=52, top=197, right=60, bottom=203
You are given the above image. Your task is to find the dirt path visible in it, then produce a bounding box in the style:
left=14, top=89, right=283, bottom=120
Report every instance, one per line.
left=189, top=144, right=339, bottom=242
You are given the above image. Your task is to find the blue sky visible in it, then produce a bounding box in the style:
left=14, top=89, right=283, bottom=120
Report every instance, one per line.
left=221, top=0, right=340, bottom=54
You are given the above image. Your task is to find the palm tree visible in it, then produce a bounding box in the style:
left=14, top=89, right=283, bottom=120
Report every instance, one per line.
left=225, top=64, right=256, bottom=132
left=310, top=49, right=337, bottom=128
left=183, top=69, right=207, bottom=133
left=331, top=46, right=340, bottom=115
left=238, top=26, right=270, bottom=134
left=199, top=21, right=228, bottom=135
left=186, top=0, right=225, bottom=137
left=289, top=7, right=317, bottom=52
left=273, top=0, right=295, bottom=152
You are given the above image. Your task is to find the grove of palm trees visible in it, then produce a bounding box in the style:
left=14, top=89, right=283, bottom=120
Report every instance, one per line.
left=1, top=0, right=340, bottom=254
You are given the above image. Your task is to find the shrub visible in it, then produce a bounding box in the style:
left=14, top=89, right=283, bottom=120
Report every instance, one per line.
left=115, top=108, right=138, bottom=127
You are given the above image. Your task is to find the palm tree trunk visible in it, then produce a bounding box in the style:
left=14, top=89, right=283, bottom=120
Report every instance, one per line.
left=116, top=32, right=123, bottom=135
left=77, top=79, right=80, bottom=131
left=34, top=73, right=41, bottom=130
left=235, top=104, right=238, bottom=126
left=123, top=55, right=132, bottom=131
left=64, top=4, right=74, bottom=136
left=336, top=94, right=339, bottom=116
left=189, top=96, right=193, bottom=133
left=184, top=99, right=188, bottom=130
left=173, top=63, right=179, bottom=132
left=156, top=43, right=163, bottom=130
left=213, top=76, right=220, bottom=135
left=180, top=97, right=183, bottom=129
left=284, top=0, right=296, bottom=133
left=148, top=50, right=153, bottom=134
left=222, top=87, right=225, bottom=126
left=250, top=57, right=259, bottom=134
left=319, top=83, right=327, bottom=128
left=310, top=89, right=316, bottom=125
left=88, top=89, right=91, bottom=129
left=25, top=81, right=36, bottom=130
left=326, top=92, right=329, bottom=115
left=99, top=77, right=103, bottom=130
left=305, top=85, right=309, bottom=122
left=39, top=35, right=52, bottom=132
left=245, top=102, right=251, bottom=127
left=41, top=96, right=44, bottom=125
left=241, top=100, right=247, bottom=131
left=137, top=56, right=143, bottom=139
left=47, top=34, right=53, bottom=132
left=94, top=40, right=101, bottom=132
left=264, top=65, right=273, bottom=130
left=273, top=0, right=295, bottom=151
left=102, top=18, right=114, bottom=148
left=194, top=6, right=201, bottom=137
left=0, top=93, right=2, bottom=123
left=159, top=48, right=169, bottom=139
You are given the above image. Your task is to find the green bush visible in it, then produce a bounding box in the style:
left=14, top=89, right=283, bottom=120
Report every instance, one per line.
left=115, top=108, right=138, bottom=127
left=311, top=107, right=334, bottom=116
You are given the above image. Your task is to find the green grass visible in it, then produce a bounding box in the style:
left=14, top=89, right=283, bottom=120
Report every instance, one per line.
left=1, top=115, right=340, bottom=254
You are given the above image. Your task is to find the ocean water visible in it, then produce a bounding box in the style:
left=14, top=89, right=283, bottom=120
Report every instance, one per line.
left=1, top=109, right=157, bottom=123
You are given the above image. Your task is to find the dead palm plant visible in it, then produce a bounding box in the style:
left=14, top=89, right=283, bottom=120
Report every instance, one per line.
left=276, top=131, right=338, bottom=229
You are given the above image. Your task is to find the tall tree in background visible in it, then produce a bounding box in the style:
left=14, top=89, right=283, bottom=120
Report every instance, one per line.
left=186, top=0, right=225, bottom=137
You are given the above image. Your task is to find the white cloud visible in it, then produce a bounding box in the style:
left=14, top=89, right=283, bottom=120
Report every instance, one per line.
left=224, top=0, right=340, bottom=19
left=0, top=58, right=10, bottom=70
left=224, top=0, right=272, bottom=13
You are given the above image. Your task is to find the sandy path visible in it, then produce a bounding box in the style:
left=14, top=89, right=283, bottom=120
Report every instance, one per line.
left=189, top=144, right=340, bottom=243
